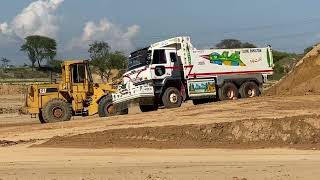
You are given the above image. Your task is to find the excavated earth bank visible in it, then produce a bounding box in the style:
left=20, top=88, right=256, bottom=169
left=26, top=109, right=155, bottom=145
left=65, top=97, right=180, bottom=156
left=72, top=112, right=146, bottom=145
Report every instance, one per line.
left=37, top=114, right=320, bottom=149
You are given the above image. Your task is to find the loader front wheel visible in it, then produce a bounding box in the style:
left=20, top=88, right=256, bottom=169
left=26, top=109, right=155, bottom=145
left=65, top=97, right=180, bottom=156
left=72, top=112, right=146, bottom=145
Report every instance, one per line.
left=98, top=96, right=115, bottom=117
left=42, top=99, right=72, bottom=123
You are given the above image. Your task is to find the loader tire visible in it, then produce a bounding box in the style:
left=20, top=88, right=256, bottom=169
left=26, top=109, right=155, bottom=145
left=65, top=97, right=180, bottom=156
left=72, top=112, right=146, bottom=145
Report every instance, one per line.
left=98, top=96, right=115, bottom=117
left=239, top=81, right=260, bottom=98
left=42, top=98, right=72, bottom=123
left=218, top=82, right=238, bottom=101
left=140, top=104, right=158, bottom=112
left=162, top=87, right=182, bottom=109
left=99, top=96, right=129, bottom=117
left=38, top=111, right=46, bottom=124
left=119, top=108, right=129, bottom=115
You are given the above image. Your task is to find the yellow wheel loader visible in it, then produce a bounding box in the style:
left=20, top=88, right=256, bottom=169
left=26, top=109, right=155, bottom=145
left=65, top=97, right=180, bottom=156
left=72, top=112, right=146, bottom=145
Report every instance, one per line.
left=24, top=60, right=128, bottom=123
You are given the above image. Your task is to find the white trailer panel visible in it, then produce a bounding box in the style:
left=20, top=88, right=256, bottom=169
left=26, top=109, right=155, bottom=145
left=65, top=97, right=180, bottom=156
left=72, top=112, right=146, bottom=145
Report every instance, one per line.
left=186, top=48, right=273, bottom=78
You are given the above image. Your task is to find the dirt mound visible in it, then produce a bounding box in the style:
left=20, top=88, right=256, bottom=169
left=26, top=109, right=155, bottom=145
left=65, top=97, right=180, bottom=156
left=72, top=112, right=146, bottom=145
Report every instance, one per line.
left=0, top=139, right=36, bottom=147
left=38, top=114, right=320, bottom=149
left=0, top=107, right=17, bottom=114
left=0, top=84, right=26, bottom=95
left=267, top=45, right=320, bottom=96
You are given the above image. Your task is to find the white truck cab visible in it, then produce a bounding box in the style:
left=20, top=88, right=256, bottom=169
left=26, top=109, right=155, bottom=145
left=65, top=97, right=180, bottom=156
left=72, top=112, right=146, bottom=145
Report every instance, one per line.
left=113, top=37, right=273, bottom=112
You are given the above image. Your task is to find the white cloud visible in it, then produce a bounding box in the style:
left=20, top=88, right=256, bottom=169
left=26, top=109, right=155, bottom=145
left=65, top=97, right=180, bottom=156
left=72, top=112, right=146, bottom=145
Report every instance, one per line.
left=0, top=0, right=64, bottom=40
left=69, top=19, right=140, bottom=52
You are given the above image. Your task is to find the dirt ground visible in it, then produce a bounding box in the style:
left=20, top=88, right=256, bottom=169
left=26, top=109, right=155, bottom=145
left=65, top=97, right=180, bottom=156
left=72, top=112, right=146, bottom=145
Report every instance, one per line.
left=1, top=94, right=320, bottom=179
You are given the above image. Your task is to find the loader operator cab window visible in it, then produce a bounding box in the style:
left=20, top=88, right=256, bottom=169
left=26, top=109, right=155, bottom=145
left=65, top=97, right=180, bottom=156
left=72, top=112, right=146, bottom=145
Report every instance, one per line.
left=72, top=64, right=86, bottom=83
left=152, top=50, right=167, bottom=64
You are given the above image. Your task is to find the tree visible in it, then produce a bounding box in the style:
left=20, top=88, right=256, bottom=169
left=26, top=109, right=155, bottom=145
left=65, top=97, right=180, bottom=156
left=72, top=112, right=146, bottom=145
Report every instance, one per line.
left=272, top=50, right=291, bottom=63
left=20, top=35, right=57, bottom=69
left=216, top=39, right=242, bottom=49
left=88, top=41, right=127, bottom=82
left=304, top=46, right=313, bottom=54
left=215, top=39, right=257, bottom=49
left=241, top=42, right=257, bottom=48
left=47, top=59, right=63, bottom=73
left=1, top=57, right=10, bottom=68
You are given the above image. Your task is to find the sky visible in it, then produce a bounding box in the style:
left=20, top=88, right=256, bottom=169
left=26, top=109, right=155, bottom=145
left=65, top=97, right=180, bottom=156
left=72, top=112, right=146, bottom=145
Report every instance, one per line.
left=1, top=0, right=320, bottom=65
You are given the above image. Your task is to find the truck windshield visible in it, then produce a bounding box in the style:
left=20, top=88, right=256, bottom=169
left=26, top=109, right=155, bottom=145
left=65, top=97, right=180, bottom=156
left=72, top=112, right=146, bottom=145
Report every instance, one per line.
left=128, top=47, right=151, bottom=70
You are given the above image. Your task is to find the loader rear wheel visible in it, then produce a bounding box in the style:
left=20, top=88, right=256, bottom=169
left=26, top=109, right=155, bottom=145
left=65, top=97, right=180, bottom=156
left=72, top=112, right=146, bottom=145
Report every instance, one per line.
left=42, top=99, right=72, bottom=123
left=38, top=111, right=45, bottom=124
left=218, top=82, right=238, bottom=101
left=162, top=87, right=182, bottom=109
left=239, top=81, right=260, bottom=98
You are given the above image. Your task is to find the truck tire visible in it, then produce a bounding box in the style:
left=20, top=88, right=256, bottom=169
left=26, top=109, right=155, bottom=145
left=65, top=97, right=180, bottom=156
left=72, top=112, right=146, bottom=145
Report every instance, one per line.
left=98, top=96, right=115, bottom=117
left=140, top=104, right=158, bottom=112
left=239, top=81, right=260, bottom=98
left=42, top=98, right=72, bottom=123
left=218, top=82, right=238, bottom=101
left=162, top=87, right=182, bottom=109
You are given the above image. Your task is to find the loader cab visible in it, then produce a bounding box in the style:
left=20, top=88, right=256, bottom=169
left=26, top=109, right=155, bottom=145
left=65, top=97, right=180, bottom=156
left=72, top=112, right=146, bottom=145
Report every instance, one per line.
left=61, top=60, right=94, bottom=95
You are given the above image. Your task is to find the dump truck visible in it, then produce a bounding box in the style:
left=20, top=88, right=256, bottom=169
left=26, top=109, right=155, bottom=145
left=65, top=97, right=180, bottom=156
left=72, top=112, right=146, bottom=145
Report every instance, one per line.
left=112, top=36, right=273, bottom=112
left=25, top=60, right=128, bottom=123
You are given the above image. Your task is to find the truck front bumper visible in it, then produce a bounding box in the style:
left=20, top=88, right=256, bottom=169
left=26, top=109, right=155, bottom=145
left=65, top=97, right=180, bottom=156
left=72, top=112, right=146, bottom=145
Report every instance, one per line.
left=112, top=82, right=154, bottom=104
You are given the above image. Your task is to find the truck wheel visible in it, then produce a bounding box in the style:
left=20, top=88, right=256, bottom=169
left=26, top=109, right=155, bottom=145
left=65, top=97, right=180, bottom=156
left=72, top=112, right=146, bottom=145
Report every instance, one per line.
left=239, top=82, right=260, bottom=98
left=42, top=98, right=72, bottom=123
left=162, top=87, right=182, bottom=109
left=98, top=96, right=115, bottom=117
left=218, top=82, right=238, bottom=101
left=140, top=104, right=159, bottom=112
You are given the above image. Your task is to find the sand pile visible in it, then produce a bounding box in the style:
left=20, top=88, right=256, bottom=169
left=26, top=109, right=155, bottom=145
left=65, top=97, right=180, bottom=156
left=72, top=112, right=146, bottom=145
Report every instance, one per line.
left=37, top=115, right=320, bottom=149
left=267, top=45, right=320, bottom=96
left=0, top=84, right=26, bottom=95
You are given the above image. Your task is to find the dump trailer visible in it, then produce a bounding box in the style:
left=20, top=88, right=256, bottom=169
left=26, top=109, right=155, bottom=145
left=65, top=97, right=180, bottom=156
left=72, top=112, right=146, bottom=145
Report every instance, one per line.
left=25, top=60, right=128, bottom=123
left=112, top=36, right=273, bottom=111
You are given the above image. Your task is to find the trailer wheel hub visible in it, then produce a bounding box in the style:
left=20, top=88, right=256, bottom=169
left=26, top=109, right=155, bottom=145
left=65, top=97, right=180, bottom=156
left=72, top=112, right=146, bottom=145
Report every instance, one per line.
left=52, top=107, right=63, bottom=118
left=169, top=93, right=178, bottom=103
left=227, top=90, right=235, bottom=98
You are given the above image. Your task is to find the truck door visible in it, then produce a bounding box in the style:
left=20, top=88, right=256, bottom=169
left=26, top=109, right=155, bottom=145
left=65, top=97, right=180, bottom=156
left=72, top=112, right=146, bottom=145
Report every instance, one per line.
left=167, top=49, right=183, bottom=79
left=151, top=49, right=182, bottom=79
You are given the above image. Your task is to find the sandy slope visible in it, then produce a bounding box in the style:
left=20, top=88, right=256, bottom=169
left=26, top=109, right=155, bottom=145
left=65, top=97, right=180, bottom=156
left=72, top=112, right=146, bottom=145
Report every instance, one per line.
left=1, top=95, right=320, bottom=143
left=1, top=95, right=320, bottom=179
left=1, top=146, right=320, bottom=180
